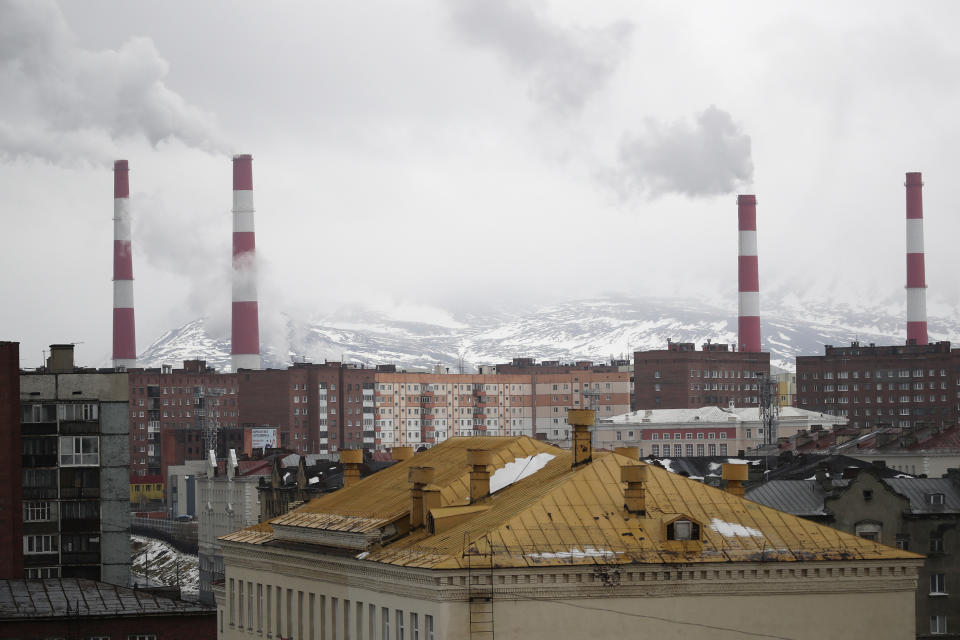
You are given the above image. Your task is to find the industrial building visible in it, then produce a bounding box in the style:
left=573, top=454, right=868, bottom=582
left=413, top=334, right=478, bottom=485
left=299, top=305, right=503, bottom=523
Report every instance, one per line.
left=216, top=411, right=920, bottom=640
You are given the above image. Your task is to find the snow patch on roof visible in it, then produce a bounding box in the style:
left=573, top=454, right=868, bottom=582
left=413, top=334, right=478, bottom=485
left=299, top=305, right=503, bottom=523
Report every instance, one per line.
left=527, top=547, right=621, bottom=560
left=710, top=518, right=763, bottom=538
left=490, top=453, right=555, bottom=493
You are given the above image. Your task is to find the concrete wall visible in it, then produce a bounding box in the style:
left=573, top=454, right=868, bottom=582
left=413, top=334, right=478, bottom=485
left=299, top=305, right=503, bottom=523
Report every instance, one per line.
left=218, top=553, right=919, bottom=640
left=100, top=400, right=131, bottom=586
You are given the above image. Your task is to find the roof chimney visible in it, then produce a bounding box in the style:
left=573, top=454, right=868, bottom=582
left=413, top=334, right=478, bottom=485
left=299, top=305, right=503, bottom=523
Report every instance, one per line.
left=467, top=449, right=492, bottom=503
left=408, top=466, right=435, bottom=529
left=621, top=464, right=648, bottom=514
left=112, top=160, right=137, bottom=369
left=614, top=446, right=639, bottom=460
left=568, top=409, right=594, bottom=467
left=905, top=172, right=928, bottom=345
left=737, top=195, right=761, bottom=352
left=48, top=344, right=75, bottom=373
left=340, top=449, right=362, bottom=488
left=722, top=463, right=748, bottom=498
left=392, top=446, right=415, bottom=462
left=231, top=154, right=261, bottom=371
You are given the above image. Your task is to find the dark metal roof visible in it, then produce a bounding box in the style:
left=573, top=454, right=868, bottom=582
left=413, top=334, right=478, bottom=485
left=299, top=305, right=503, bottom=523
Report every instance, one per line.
left=884, top=478, right=960, bottom=514
left=0, top=579, right=212, bottom=620
left=745, top=480, right=836, bottom=516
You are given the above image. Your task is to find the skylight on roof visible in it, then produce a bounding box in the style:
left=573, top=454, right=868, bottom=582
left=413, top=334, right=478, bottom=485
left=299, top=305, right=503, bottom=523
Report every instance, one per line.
left=490, top=453, right=555, bottom=493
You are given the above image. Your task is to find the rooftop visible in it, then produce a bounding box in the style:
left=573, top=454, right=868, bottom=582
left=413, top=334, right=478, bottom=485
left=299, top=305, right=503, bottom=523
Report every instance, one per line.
left=0, top=579, right=211, bottom=620
left=222, top=436, right=920, bottom=569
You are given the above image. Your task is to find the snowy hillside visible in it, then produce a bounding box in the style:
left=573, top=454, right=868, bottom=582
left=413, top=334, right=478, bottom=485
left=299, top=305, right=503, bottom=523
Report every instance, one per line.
left=136, top=295, right=960, bottom=373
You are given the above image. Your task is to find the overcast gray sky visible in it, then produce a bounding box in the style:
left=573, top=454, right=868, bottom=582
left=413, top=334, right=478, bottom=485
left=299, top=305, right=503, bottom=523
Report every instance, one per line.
left=2, top=0, right=959, bottom=367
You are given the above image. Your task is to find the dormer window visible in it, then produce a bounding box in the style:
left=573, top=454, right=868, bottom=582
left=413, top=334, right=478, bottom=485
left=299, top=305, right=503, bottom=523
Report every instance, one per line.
left=668, top=519, right=700, bottom=541
left=927, top=493, right=945, bottom=505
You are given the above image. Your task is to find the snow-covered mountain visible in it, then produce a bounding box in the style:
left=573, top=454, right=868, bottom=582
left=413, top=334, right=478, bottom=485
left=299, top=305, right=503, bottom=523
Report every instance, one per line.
left=136, top=295, right=960, bottom=373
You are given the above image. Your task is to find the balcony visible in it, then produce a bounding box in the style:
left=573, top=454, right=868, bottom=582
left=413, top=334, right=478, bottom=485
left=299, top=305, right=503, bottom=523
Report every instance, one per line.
left=61, top=551, right=100, bottom=565
left=60, top=518, right=101, bottom=533
left=60, top=488, right=100, bottom=499
left=22, top=454, right=57, bottom=468
left=23, top=487, right=58, bottom=499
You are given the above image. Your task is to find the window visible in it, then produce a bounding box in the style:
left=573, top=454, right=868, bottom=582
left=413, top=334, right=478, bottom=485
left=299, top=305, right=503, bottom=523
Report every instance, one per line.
left=24, top=534, right=58, bottom=554
left=667, top=519, right=699, bottom=540
left=862, top=490, right=873, bottom=501
left=397, top=609, right=405, bottom=640
left=930, top=573, right=947, bottom=595
left=59, top=436, right=99, bottom=466
left=927, top=493, right=946, bottom=505
left=25, top=567, right=60, bottom=578
left=412, top=612, right=419, bottom=640
left=383, top=607, right=390, bottom=639
left=930, top=534, right=945, bottom=553
left=128, top=636, right=158, bottom=640
left=651, top=445, right=659, bottom=456
left=426, top=615, right=434, bottom=640
left=931, top=616, right=948, bottom=635
left=895, top=534, right=910, bottom=550
left=23, top=501, right=51, bottom=522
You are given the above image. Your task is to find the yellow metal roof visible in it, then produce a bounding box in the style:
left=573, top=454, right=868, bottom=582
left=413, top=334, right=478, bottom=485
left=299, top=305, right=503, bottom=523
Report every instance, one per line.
left=220, top=436, right=922, bottom=569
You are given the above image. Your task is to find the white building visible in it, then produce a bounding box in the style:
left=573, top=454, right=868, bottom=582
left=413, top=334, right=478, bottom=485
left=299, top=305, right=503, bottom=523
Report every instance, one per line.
left=597, top=404, right=847, bottom=457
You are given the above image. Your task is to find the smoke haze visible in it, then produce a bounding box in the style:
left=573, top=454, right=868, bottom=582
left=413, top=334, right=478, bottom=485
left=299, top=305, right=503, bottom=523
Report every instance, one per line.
left=0, top=0, right=225, bottom=165
left=609, top=105, right=754, bottom=198
left=449, top=0, right=633, bottom=114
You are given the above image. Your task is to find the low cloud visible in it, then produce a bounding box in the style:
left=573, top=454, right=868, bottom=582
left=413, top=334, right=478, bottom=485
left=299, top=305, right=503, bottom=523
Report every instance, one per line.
left=607, top=105, right=753, bottom=198
left=0, top=0, right=225, bottom=165
left=449, top=0, right=633, bottom=113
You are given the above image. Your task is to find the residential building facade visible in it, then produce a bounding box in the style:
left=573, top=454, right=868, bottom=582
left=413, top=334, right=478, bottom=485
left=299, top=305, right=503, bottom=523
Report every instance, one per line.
left=795, top=341, right=960, bottom=430
left=633, top=341, right=771, bottom=410
left=19, top=344, right=130, bottom=584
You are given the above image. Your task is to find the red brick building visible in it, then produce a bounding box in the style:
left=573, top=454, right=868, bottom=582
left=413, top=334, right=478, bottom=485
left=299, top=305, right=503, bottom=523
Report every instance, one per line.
left=128, top=361, right=238, bottom=481
left=0, top=342, right=23, bottom=578
left=632, top=342, right=771, bottom=410
left=795, top=341, right=960, bottom=430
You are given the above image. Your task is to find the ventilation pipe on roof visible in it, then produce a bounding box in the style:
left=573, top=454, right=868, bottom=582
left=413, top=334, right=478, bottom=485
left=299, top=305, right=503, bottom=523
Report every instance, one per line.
left=340, top=449, right=363, bottom=487
left=392, top=446, right=415, bottom=462
left=409, top=466, right=435, bottom=529
left=621, top=464, right=648, bottom=515
left=467, top=449, right=492, bottom=503
left=614, top=446, right=639, bottom=461
left=722, top=463, right=748, bottom=498
left=568, top=409, right=594, bottom=467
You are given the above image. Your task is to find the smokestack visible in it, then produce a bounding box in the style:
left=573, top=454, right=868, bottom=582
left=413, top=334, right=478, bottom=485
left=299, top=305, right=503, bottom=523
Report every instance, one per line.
left=737, top=195, right=761, bottom=353
left=231, top=154, right=261, bottom=371
left=467, top=449, right=492, bottom=503
left=905, top=172, right=928, bottom=345
left=568, top=409, right=594, bottom=467
left=340, top=449, right=362, bottom=488
left=111, top=160, right=137, bottom=369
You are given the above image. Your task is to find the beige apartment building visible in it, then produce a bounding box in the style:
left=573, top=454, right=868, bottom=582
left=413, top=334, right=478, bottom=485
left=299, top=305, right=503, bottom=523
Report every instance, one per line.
left=373, top=374, right=533, bottom=449
left=532, top=371, right=631, bottom=446
left=217, top=415, right=920, bottom=640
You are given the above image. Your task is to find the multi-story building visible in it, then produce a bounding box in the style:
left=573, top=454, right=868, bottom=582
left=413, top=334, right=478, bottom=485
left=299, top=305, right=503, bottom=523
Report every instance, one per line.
left=197, top=453, right=268, bottom=605
left=217, top=421, right=921, bottom=640
left=597, top=405, right=846, bottom=457
left=19, top=344, right=130, bottom=584
left=128, top=361, right=238, bottom=481
left=0, top=342, right=23, bottom=579
left=633, top=341, right=771, bottom=410
left=795, top=341, right=960, bottom=430
left=775, top=371, right=796, bottom=407
left=373, top=373, right=533, bottom=449
left=748, top=469, right=960, bottom=638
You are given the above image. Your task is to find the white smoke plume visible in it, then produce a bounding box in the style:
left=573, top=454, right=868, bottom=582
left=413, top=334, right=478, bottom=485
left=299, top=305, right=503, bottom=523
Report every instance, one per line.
left=449, top=0, right=633, bottom=114
left=0, top=0, right=225, bottom=165
left=608, top=105, right=754, bottom=198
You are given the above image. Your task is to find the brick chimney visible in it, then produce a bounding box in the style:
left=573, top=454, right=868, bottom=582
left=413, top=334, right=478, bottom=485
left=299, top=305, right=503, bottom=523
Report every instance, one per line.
left=467, top=449, right=492, bottom=503
left=568, top=409, right=594, bottom=467
left=409, top=466, right=435, bottom=529
left=621, top=464, right=648, bottom=514
left=722, top=463, right=748, bottom=498
left=340, top=449, right=362, bottom=487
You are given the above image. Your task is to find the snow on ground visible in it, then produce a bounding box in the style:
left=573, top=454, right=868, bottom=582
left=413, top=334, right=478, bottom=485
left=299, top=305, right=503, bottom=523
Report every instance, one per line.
left=131, top=535, right=200, bottom=599
left=709, top=518, right=763, bottom=538
left=490, top=453, right=555, bottom=493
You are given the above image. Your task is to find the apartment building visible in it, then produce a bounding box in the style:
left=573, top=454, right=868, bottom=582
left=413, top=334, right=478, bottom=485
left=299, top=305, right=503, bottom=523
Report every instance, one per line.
left=633, top=341, right=771, bottom=410
left=373, top=373, right=533, bottom=449
left=128, top=361, right=238, bottom=481
left=19, top=344, right=130, bottom=584
left=795, top=341, right=960, bottom=430
left=0, top=342, right=23, bottom=578
left=216, top=419, right=921, bottom=640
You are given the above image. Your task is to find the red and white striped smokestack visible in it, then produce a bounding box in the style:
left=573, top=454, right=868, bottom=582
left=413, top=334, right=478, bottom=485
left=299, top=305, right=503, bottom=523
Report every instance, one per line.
left=112, top=160, right=137, bottom=369
left=905, top=172, right=928, bottom=345
left=231, top=154, right=261, bottom=370
left=737, top=194, right=761, bottom=353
